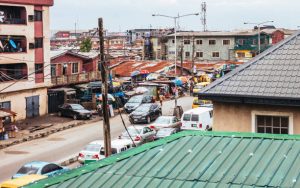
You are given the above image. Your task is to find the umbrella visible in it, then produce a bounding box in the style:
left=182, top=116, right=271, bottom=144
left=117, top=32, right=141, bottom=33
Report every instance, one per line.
left=135, top=87, right=149, bottom=94
left=172, top=79, right=183, bottom=86
left=178, top=76, right=188, bottom=83
left=140, top=70, right=150, bottom=74
left=131, top=70, right=140, bottom=77
left=97, top=94, right=115, bottom=102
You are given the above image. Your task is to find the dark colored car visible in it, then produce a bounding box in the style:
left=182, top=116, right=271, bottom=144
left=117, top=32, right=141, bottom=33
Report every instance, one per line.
left=124, top=95, right=153, bottom=113
left=58, top=104, right=92, bottom=120
left=129, top=103, right=161, bottom=124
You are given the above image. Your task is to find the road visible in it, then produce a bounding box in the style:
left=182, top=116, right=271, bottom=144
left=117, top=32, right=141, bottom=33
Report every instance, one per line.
left=0, top=96, right=193, bottom=181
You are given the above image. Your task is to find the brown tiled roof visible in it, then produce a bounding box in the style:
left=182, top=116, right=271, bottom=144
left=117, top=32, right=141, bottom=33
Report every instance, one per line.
left=111, top=61, right=174, bottom=77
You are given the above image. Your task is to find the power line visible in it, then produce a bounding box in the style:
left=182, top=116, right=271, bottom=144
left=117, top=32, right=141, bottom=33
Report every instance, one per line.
left=0, top=30, right=100, bottom=93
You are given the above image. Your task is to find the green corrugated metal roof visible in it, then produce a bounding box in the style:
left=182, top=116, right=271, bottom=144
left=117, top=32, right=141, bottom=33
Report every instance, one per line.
left=26, top=131, right=300, bottom=188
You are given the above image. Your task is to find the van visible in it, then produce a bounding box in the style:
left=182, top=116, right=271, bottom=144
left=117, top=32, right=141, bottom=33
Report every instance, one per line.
left=0, top=175, right=47, bottom=188
left=181, top=107, right=213, bottom=131
left=84, top=139, right=133, bottom=164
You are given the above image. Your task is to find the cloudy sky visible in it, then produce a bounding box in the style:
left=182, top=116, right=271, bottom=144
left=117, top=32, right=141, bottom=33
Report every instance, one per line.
left=51, top=0, right=300, bottom=32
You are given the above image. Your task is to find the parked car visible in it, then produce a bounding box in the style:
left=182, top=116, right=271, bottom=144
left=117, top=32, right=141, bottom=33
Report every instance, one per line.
left=58, top=103, right=92, bottom=120
left=149, top=116, right=181, bottom=131
left=1, top=175, right=47, bottom=188
left=79, top=139, right=133, bottom=164
left=120, top=125, right=156, bottom=146
left=181, top=107, right=213, bottom=131
left=124, top=95, right=153, bottom=113
left=12, top=161, right=68, bottom=179
left=78, top=140, right=103, bottom=164
left=129, top=103, right=161, bottom=124
left=155, top=128, right=178, bottom=139
left=192, top=97, right=212, bottom=109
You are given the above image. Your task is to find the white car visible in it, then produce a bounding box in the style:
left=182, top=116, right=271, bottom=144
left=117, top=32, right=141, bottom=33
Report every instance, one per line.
left=149, top=116, right=181, bottom=131
left=78, top=139, right=133, bottom=164
left=78, top=140, right=103, bottom=164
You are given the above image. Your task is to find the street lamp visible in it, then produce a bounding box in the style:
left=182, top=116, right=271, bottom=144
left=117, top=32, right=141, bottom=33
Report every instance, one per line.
left=244, top=20, right=274, bottom=54
left=152, top=13, right=199, bottom=75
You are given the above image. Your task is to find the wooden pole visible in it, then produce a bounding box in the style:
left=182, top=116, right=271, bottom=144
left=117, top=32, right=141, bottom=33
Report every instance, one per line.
left=98, top=18, right=111, bottom=157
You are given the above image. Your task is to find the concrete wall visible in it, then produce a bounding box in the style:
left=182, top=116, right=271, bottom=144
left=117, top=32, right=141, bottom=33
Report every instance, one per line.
left=213, top=102, right=300, bottom=134
left=167, top=36, right=235, bottom=61
left=0, top=88, right=48, bottom=120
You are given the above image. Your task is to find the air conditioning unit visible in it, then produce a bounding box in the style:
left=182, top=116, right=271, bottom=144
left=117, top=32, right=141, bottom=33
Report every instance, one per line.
left=28, top=15, right=34, bottom=22
left=29, top=43, right=35, bottom=49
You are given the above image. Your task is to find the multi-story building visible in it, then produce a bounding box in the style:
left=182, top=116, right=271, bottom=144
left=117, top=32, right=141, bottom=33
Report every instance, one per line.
left=0, top=0, right=54, bottom=120
left=166, top=31, right=236, bottom=61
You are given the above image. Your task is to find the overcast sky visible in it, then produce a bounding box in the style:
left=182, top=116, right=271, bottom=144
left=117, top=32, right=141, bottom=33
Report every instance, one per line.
left=50, top=0, right=300, bottom=32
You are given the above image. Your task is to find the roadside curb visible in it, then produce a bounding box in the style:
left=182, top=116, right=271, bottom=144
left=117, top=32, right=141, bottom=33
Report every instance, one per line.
left=59, top=156, right=78, bottom=166
left=0, top=118, right=99, bottom=150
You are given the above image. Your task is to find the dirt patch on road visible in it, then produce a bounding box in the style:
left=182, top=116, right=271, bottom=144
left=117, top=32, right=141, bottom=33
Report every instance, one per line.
left=47, top=137, right=66, bottom=141
left=4, top=150, right=29, bottom=155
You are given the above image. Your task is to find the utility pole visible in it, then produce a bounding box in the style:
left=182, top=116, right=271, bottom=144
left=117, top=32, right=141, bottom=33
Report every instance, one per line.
left=98, top=18, right=111, bottom=157
left=191, top=35, right=195, bottom=78
left=180, top=44, right=183, bottom=76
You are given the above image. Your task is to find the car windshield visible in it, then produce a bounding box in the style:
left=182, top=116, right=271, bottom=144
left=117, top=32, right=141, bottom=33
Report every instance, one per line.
left=135, top=105, right=150, bottom=112
left=83, top=144, right=101, bottom=152
left=128, top=96, right=143, bottom=103
left=70, top=104, right=84, bottom=110
left=154, top=117, right=171, bottom=124
left=17, top=166, right=39, bottom=175
left=122, top=127, right=142, bottom=137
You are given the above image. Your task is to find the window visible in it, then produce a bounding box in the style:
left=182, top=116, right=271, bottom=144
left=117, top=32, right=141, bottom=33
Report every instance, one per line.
left=196, top=52, right=203, bottom=58
left=256, top=115, right=289, bottom=134
left=185, top=51, right=190, bottom=57
left=0, top=101, right=11, bottom=110
left=41, top=164, right=62, bottom=175
left=253, top=39, right=257, bottom=45
left=237, top=52, right=245, bottom=58
left=223, top=40, right=230, bottom=45
left=72, top=63, right=79, bottom=74
left=183, top=114, right=191, bottom=121
left=51, top=64, right=56, bottom=77
left=196, top=40, right=202, bottom=45
left=184, top=40, right=190, bottom=45
left=212, top=52, right=220, bottom=57
left=209, top=40, right=216, bottom=45
left=34, top=10, right=43, bottom=21
left=191, top=114, right=199, bottom=121
left=35, top=38, right=43, bottom=48
left=238, top=39, right=245, bottom=45
left=172, top=39, right=175, bottom=43
left=35, top=64, right=43, bottom=74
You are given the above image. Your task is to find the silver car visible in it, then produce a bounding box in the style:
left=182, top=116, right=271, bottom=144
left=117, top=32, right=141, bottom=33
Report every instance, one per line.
left=156, top=128, right=178, bottom=140
left=149, top=116, right=181, bottom=131
left=121, top=125, right=156, bottom=146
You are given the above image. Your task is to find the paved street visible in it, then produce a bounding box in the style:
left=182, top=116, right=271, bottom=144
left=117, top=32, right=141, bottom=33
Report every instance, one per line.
left=0, top=96, right=193, bottom=181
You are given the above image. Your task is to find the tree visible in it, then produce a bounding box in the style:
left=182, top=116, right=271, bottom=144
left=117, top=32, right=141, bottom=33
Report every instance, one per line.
left=80, top=38, right=92, bottom=52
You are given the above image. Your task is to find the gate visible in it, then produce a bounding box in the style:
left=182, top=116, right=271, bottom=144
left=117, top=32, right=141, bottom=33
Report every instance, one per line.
left=26, top=95, right=40, bottom=118
left=48, top=90, right=64, bottom=113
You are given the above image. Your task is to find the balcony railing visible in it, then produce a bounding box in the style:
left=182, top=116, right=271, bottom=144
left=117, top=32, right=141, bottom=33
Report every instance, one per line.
left=51, top=71, right=101, bottom=86
left=0, top=5, right=27, bottom=25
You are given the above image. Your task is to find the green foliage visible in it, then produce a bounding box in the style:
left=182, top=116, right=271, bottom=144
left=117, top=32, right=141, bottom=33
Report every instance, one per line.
left=80, top=37, right=92, bottom=52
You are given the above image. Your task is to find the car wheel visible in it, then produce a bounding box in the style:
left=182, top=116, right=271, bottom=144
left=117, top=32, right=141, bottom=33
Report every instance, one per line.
left=147, top=116, right=151, bottom=124
left=73, top=114, right=78, bottom=120
left=58, top=111, right=62, bottom=117
left=129, top=118, right=134, bottom=124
